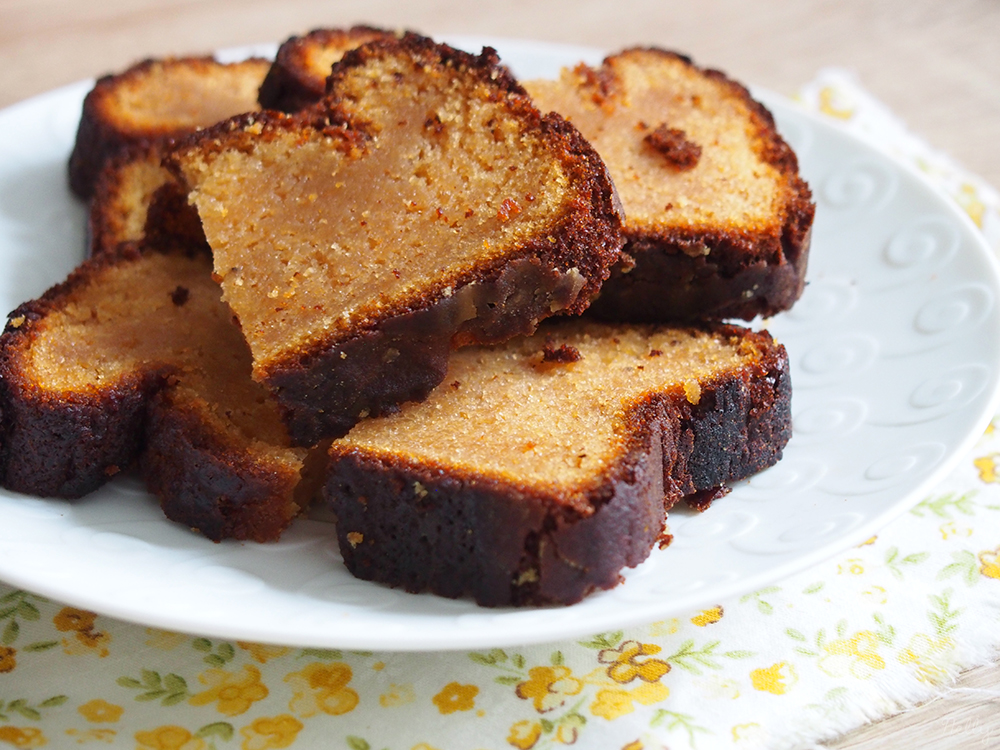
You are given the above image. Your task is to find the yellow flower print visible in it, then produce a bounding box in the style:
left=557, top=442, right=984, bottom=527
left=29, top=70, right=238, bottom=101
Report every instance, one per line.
left=0, top=726, right=46, bottom=749
left=731, top=723, right=765, bottom=744
left=432, top=682, right=479, bottom=714
left=646, top=619, right=680, bottom=637
left=818, top=630, right=885, bottom=679
left=857, top=536, right=877, bottom=547
left=53, top=607, right=96, bottom=633
left=284, top=662, right=358, bottom=717
left=590, top=682, right=668, bottom=720
left=897, top=633, right=955, bottom=684
left=940, top=521, right=973, bottom=540
left=189, top=665, right=268, bottom=716
left=379, top=683, right=416, bottom=707
left=837, top=558, right=864, bottom=575
left=956, top=183, right=986, bottom=228
left=0, top=646, right=16, bottom=673
left=974, top=454, right=1000, bottom=483
left=591, top=688, right=634, bottom=721
left=597, top=641, right=670, bottom=684
left=515, top=665, right=583, bottom=712
left=237, top=642, right=291, bottom=664
left=134, top=725, right=206, bottom=750
left=65, top=728, right=117, bottom=743
left=507, top=720, right=542, bottom=749
left=62, top=629, right=111, bottom=658
left=979, top=548, right=1000, bottom=579
left=861, top=585, right=888, bottom=605
left=818, top=86, right=855, bottom=120
left=77, top=699, right=123, bottom=723
left=691, top=606, right=723, bottom=626
left=238, top=715, right=302, bottom=750
left=144, top=629, right=188, bottom=651
left=749, top=662, right=798, bottom=695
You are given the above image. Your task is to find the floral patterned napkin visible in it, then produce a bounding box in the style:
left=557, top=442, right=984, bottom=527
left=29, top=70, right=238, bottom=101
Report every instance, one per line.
left=1, top=70, right=999, bottom=750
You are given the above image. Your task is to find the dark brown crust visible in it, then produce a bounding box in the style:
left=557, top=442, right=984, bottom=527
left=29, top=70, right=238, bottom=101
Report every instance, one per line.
left=68, top=57, right=270, bottom=200
left=0, top=242, right=312, bottom=542
left=141, top=388, right=305, bottom=542
left=324, top=325, right=792, bottom=607
left=571, top=48, right=815, bottom=322
left=258, top=26, right=400, bottom=112
left=0, top=244, right=168, bottom=496
left=171, top=37, right=624, bottom=446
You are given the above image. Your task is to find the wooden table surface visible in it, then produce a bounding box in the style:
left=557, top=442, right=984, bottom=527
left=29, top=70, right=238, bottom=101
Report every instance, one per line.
left=1, top=1, right=998, bottom=747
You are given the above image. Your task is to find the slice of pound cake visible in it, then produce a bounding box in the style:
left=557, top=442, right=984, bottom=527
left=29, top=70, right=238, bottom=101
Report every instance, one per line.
left=525, top=48, right=815, bottom=321
left=0, top=243, right=316, bottom=541
left=258, top=26, right=401, bottom=112
left=69, top=56, right=272, bottom=199
left=326, top=319, right=791, bottom=606
left=169, top=36, right=624, bottom=446
left=87, top=144, right=207, bottom=255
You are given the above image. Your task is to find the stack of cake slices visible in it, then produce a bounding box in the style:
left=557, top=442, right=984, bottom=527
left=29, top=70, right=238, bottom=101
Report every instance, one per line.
left=0, top=28, right=812, bottom=606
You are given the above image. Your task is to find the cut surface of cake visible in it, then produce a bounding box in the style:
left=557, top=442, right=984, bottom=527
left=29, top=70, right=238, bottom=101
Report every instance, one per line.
left=325, top=319, right=791, bottom=606
left=88, top=144, right=206, bottom=255
left=0, top=243, right=312, bottom=542
left=258, top=25, right=401, bottom=112
left=525, top=48, right=814, bottom=321
left=170, top=36, right=624, bottom=446
left=69, top=56, right=272, bottom=199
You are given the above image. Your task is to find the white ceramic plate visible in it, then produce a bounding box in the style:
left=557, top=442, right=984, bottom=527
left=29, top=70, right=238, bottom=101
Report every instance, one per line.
left=1, top=38, right=998, bottom=651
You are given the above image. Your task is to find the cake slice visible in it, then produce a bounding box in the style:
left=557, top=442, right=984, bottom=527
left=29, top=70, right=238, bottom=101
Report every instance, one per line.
left=87, top=144, right=206, bottom=255
left=0, top=243, right=315, bottom=542
left=524, top=48, right=815, bottom=321
left=69, top=56, right=272, bottom=199
left=326, top=319, right=791, bottom=606
left=258, top=26, right=401, bottom=112
left=169, top=36, right=624, bottom=446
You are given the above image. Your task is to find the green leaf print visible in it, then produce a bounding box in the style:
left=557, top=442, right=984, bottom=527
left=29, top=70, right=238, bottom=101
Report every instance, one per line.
left=884, top=546, right=930, bottom=580
left=346, top=737, right=371, bottom=750
left=118, top=669, right=191, bottom=706
left=578, top=631, right=624, bottom=650
left=938, top=551, right=980, bottom=586
left=299, top=648, right=344, bottom=660
left=928, top=589, right=962, bottom=637
left=0, top=696, right=67, bottom=722
left=911, top=491, right=977, bottom=519
left=651, top=710, right=711, bottom=745
left=197, top=722, right=235, bottom=741
left=802, top=581, right=826, bottom=595
left=739, top=586, right=781, bottom=615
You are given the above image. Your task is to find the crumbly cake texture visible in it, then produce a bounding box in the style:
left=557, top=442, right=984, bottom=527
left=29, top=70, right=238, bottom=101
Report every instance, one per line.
left=170, top=36, right=624, bottom=446
left=88, top=144, right=207, bottom=255
left=68, top=56, right=271, bottom=199
left=0, top=243, right=311, bottom=542
left=525, top=48, right=815, bottom=321
left=325, top=319, right=791, bottom=607
left=258, top=26, right=400, bottom=112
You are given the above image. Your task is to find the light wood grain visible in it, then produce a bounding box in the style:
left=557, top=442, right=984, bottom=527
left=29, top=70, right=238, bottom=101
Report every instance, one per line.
left=0, top=1, right=997, bottom=747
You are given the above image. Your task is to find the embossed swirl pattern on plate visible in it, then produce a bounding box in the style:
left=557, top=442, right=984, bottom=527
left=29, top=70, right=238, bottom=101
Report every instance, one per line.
left=914, top=284, right=994, bottom=335
left=821, top=158, right=898, bottom=214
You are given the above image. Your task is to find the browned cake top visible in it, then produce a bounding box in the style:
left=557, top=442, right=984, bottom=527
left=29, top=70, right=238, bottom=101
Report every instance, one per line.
left=336, top=320, right=773, bottom=508
left=288, top=28, right=397, bottom=90
left=15, top=248, right=292, bottom=449
left=94, top=57, right=271, bottom=134
left=525, top=48, right=803, bottom=240
left=88, top=147, right=172, bottom=251
left=172, top=37, right=620, bottom=376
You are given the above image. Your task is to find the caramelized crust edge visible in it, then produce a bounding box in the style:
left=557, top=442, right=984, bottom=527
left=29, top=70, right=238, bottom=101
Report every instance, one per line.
left=324, top=325, right=791, bottom=606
